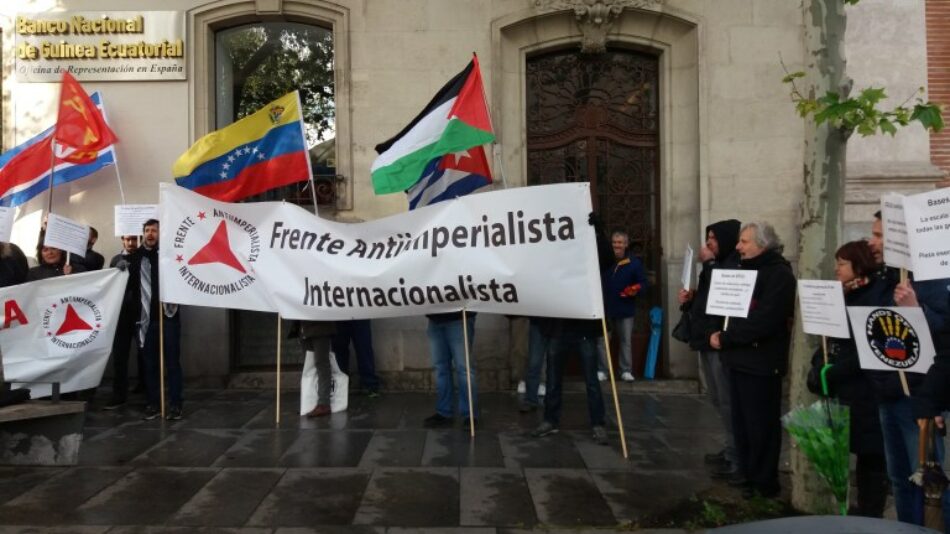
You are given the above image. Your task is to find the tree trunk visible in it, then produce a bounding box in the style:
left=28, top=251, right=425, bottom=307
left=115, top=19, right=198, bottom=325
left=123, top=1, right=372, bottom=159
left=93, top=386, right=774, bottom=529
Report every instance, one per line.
left=789, top=0, right=852, bottom=514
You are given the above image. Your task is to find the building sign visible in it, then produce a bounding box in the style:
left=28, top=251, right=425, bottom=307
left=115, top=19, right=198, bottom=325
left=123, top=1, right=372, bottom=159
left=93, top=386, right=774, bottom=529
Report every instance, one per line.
left=15, top=12, right=185, bottom=82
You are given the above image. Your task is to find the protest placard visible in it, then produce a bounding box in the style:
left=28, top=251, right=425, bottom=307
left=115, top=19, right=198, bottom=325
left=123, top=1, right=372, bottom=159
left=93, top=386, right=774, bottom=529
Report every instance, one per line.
left=705, top=269, right=758, bottom=318
left=902, top=188, right=950, bottom=282
left=114, top=204, right=159, bottom=236
left=159, top=182, right=604, bottom=320
left=44, top=213, right=90, bottom=257
left=881, top=193, right=912, bottom=271
left=681, top=243, right=694, bottom=290
left=847, top=306, right=935, bottom=374
left=798, top=280, right=849, bottom=338
left=0, top=206, right=14, bottom=243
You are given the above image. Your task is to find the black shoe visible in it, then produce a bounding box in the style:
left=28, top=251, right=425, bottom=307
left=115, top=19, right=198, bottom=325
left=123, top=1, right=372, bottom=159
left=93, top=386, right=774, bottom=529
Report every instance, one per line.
left=423, top=413, right=453, bottom=428
left=142, top=405, right=161, bottom=420
left=519, top=400, right=539, bottom=413
left=166, top=406, right=183, bottom=421
left=103, top=398, right=126, bottom=411
left=709, top=465, right=740, bottom=480
left=704, top=450, right=726, bottom=464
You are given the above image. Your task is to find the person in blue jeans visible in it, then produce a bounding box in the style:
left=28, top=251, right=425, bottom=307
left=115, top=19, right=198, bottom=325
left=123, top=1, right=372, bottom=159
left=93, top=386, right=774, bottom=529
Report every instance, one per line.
left=332, top=319, right=381, bottom=396
left=530, top=318, right=608, bottom=445
left=519, top=317, right=549, bottom=412
left=868, top=211, right=950, bottom=527
left=423, top=311, right=478, bottom=427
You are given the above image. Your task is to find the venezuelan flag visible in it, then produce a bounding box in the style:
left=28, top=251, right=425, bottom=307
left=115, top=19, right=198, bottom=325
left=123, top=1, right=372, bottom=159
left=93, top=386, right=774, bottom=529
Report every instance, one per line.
left=173, top=91, right=312, bottom=202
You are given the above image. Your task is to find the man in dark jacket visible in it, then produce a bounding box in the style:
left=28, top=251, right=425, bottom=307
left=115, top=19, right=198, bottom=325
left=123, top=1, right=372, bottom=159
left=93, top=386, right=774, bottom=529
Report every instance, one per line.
left=104, top=235, right=142, bottom=409
left=709, top=221, right=796, bottom=499
left=598, top=230, right=648, bottom=382
left=128, top=219, right=183, bottom=421
left=868, top=210, right=950, bottom=525
left=677, top=219, right=741, bottom=478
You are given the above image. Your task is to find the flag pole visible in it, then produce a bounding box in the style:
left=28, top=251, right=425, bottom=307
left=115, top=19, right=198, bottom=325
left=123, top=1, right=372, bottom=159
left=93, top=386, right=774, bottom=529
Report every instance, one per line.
left=159, top=302, right=166, bottom=419
left=601, top=318, right=629, bottom=458
left=95, top=94, right=125, bottom=205
left=276, top=314, right=282, bottom=425
left=462, top=308, right=475, bottom=438
left=470, top=52, right=506, bottom=191
left=47, top=139, right=56, bottom=213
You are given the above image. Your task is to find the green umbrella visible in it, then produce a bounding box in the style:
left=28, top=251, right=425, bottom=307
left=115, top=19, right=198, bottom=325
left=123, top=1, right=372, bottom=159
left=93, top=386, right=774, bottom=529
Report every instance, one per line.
left=782, top=364, right=851, bottom=515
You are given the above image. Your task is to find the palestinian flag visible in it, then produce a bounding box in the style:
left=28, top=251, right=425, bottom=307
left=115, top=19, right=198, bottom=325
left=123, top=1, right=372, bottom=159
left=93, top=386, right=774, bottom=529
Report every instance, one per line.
left=372, top=54, right=495, bottom=195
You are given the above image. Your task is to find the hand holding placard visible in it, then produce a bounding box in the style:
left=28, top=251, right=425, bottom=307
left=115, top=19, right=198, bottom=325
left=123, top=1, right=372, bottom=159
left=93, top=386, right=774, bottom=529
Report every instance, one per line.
left=797, top=280, right=850, bottom=339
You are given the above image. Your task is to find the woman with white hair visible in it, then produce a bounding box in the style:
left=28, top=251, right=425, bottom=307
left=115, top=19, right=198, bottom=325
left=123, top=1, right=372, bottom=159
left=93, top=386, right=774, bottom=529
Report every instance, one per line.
left=708, top=221, right=796, bottom=499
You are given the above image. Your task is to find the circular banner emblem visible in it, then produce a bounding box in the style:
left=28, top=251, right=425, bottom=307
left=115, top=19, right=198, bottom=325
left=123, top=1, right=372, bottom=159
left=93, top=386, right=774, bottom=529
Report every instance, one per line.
left=41, top=296, right=102, bottom=350
left=865, top=308, right=921, bottom=369
left=173, top=208, right=260, bottom=296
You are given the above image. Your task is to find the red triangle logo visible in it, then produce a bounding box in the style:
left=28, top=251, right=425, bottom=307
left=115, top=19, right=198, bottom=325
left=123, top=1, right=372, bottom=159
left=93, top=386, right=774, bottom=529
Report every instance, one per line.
left=55, top=304, right=93, bottom=336
left=188, top=220, right=246, bottom=274
left=448, top=55, right=492, bottom=133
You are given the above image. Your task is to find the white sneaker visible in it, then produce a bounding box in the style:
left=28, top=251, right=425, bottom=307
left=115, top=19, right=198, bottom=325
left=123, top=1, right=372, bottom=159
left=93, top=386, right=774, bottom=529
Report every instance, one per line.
left=538, top=383, right=546, bottom=397
left=597, top=371, right=607, bottom=382
left=621, top=372, right=635, bottom=382
left=517, top=380, right=526, bottom=394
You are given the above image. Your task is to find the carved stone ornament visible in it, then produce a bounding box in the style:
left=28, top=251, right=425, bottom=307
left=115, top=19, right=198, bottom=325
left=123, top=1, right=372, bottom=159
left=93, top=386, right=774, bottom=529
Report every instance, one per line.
left=534, top=0, right=664, bottom=54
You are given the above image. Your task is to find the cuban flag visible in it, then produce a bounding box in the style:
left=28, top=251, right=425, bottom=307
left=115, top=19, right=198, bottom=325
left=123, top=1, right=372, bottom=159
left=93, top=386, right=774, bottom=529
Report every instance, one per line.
left=407, top=144, right=493, bottom=210
left=0, top=92, right=117, bottom=208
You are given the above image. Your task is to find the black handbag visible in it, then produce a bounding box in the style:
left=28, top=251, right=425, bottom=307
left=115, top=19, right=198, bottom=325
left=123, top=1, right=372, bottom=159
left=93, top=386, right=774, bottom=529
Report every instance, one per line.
left=671, top=311, right=691, bottom=343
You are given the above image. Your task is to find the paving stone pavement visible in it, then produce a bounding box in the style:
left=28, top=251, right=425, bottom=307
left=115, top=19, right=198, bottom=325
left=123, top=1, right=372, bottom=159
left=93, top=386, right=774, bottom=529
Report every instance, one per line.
left=0, top=389, right=727, bottom=532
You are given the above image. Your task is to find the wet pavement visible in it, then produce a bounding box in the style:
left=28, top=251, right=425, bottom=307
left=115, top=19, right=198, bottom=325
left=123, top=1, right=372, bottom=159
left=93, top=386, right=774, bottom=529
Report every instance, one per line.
left=0, top=388, right=727, bottom=532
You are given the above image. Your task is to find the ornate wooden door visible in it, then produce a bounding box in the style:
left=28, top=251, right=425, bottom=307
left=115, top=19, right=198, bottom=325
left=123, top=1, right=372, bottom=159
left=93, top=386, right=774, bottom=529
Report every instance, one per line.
left=526, top=47, right=661, bottom=373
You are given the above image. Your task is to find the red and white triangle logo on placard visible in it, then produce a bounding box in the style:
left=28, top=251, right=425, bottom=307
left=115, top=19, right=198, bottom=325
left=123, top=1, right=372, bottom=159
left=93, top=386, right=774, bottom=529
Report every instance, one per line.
left=55, top=304, right=93, bottom=336
left=188, top=220, right=246, bottom=274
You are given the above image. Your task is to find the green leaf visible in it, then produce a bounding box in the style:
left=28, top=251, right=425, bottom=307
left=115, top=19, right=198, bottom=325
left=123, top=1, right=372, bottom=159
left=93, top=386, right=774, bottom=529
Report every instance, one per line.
left=911, top=103, right=945, bottom=132
left=858, top=87, right=887, bottom=106
left=879, top=118, right=897, bottom=136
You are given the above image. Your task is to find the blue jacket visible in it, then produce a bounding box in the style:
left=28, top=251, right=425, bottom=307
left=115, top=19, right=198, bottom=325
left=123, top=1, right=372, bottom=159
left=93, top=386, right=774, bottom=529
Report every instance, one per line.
left=602, top=253, right=648, bottom=319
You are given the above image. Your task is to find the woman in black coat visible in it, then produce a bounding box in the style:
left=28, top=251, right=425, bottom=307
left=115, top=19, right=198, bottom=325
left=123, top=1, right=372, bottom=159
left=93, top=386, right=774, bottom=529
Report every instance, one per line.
left=807, top=240, right=890, bottom=517
left=27, top=246, right=85, bottom=281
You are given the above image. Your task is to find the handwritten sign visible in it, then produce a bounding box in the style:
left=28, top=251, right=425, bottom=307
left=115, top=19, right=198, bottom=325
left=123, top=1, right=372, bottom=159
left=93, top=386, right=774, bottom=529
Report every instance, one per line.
left=681, top=244, right=694, bottom=290
left=881, top=193, right=912, bottom=271
left=847, top=306, right=935, bottom=374
left=114, top=204, right=158, bottom=236
left=44, top=213, right=89, bottom=257
left=903, top=188, right=950, bottom=282
left=0, top=207, right=14, bottom=243
left=705, top=269, right=758, bottom=318
left=798, top=280, right=849, bottom=338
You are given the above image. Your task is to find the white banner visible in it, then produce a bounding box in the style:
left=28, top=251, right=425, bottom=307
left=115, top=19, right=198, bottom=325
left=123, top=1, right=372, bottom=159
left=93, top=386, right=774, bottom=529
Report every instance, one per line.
left=902, top=188, right=950, bottom=282
left=44, top=213, right=90, bottom=257
left=797, top=280, right=849, bottom=339
left=881, top=193, right=913, bottom=271
left=114, top=204, right=159, bottom=236
left=705, top=269, right=758, bottom=318
left=1, top=269, right=128, bottom=397
left=847, top=306, right=936, bottom=374
left=159, top=183, right=604, bottom=320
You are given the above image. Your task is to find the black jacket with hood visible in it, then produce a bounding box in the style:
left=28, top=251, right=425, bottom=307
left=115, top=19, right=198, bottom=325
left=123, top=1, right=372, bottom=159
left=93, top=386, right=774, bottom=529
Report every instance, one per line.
left=684, top=219, right=741, bottom=350
left=718, top=248, right=797, bottom=377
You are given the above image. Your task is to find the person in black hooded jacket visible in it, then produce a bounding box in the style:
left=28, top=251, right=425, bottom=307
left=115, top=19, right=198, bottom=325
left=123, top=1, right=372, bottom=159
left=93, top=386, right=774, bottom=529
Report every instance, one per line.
left=806, top=240, right=889, bottom=517
left=708, top=221, right=796, bottom=499
left=676, top=219, right=741, bottom=478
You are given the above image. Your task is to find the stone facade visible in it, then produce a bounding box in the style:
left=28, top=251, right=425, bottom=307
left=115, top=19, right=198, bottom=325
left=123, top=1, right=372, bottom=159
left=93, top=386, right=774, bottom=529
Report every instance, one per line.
left=0, top=0, right=941, bottom=387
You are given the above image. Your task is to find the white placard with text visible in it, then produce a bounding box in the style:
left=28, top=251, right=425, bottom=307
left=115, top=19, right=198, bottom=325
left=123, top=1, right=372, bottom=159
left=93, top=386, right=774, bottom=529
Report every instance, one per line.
left=705, top=269, right=758, bottom=318
left=847, top=306, right=935, bottom=374
left=0, top=207, right=14, bottom=243
left=114, top=204, right=159, bottom=236
left=902, top=188, right=950, bottom=282
left=881, top=193, right=913, bottom=271
left=798, top=280, right=850, bottom=338
left=44, top=213, right=89, bottom=257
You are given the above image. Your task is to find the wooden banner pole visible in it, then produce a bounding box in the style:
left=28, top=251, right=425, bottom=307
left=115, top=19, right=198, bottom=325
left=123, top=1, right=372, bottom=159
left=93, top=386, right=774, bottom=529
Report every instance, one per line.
left=276, top=314, right=282, bottom=425
left=462, top=309, right=475, bottom=438
left=159, top=303, right=166, bottom=419
left=601, top=318, right=629, bottom=459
